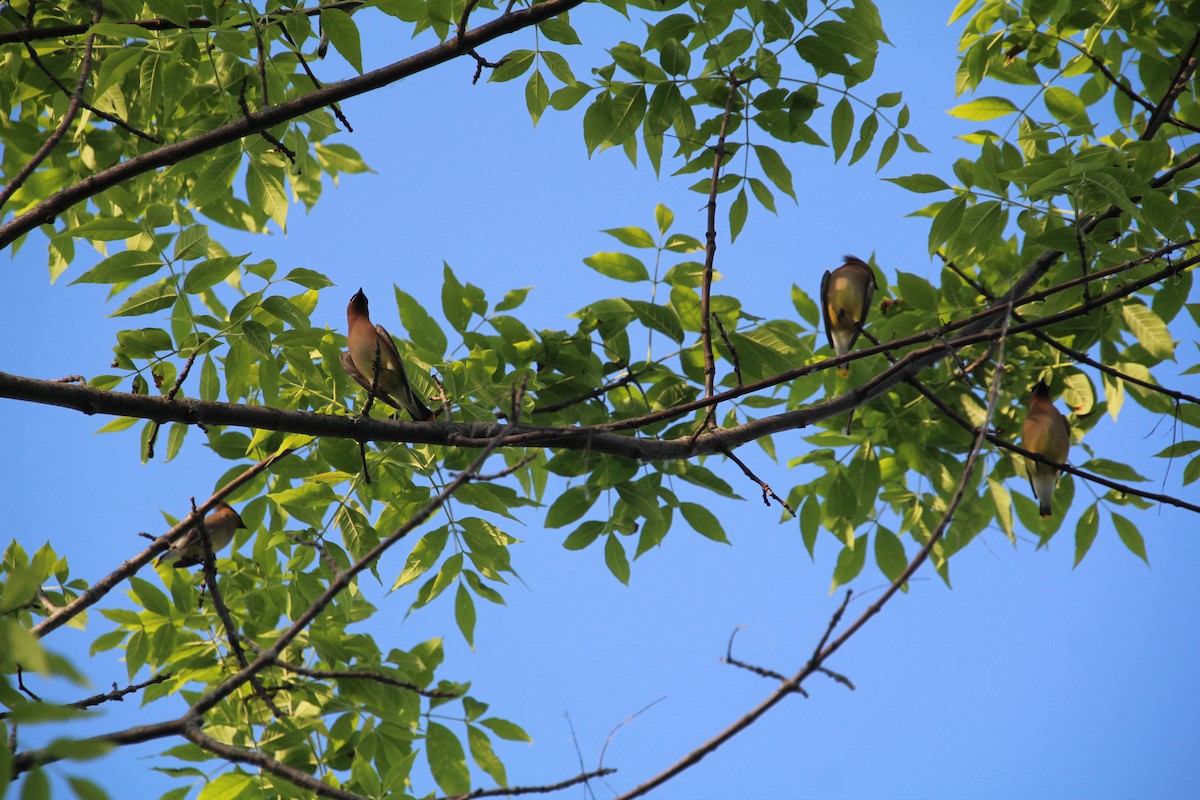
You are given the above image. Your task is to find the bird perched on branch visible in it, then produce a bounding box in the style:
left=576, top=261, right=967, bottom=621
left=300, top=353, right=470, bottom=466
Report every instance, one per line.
left=821, top=255, right=877, bottom=376
left=1021, top=380, right=1071, bottom=517
left=342, top=288, right=434, bottom=421
left=157, top=502, right=245, bottom=568
left=821, top=255, right=877, bottom=433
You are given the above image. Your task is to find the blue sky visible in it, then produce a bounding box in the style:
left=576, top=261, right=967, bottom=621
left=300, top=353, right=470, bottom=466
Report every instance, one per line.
left=3, top=3, right=1199, bottom=799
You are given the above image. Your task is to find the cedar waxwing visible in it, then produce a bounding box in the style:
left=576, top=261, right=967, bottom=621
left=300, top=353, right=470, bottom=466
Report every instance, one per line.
left=820, top=255, right=877, bottom=378
left=342, top=289, right=434, bottom=421
left=157, top=502, right=245, bottom=568
left=1021, top=381, right=1071, bottom=518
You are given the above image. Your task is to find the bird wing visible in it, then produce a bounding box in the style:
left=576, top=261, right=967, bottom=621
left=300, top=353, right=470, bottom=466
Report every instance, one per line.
left=341, top=348, right=407, bottom=413
left=819, top=269, right=835, bottom=352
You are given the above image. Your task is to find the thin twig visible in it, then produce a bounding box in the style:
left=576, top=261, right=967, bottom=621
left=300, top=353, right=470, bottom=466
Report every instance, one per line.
left=243, top=642, right=460, bottom=699
left=238, top=79, right=296, bottom=164
left=444, top=769, right=616, bottom=800
left=146, top=351, right=199, bottom=460
left=1141, top=31, right=1200, bottom=140
left=712, top=314, right=743, bottom=387
left=16, top=666, right=41, bottom=702
left=21, top=41, right=159, bottom=142
left=697, top=77, right=741, bottom=432
left=721, top=448, right=795, bottom=516
left=277, top=25, right=353, bottom=131
left=0, top=0, right=102, bottom=210
left=190, top=497, right=286, bottom=719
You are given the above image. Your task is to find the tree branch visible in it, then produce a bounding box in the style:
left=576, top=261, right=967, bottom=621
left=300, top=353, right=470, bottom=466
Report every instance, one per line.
left=0, top=1, right=101, bottom=211
left=31, top=450, right=290, bottom=638
left=698, top=78, right=741, bottom=430
left=0, top=0, right=588, bottom=248
left=611, top=305, right=1015, bottom=800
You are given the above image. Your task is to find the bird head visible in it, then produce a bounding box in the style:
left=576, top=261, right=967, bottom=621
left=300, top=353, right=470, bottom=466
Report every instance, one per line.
left=1031, top=380, right=1052, bottom=400
left=211, top=501, right=246, bottom=530
left=348, top=288, right=369, bottom=318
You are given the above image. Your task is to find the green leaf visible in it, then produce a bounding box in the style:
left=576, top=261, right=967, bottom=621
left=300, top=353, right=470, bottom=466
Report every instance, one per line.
left=195, top=767, right=254, bottom=800
left=539, top=15, right=581, bottom=45
left=563, top=520, right=605, bottom=550
left=479, top=717, right=532, bottom=742
left=729, top=186, right=748, bottom=241
left=67, top=218, right=142, bottom=241
left=1044, top=86, right=1091, bottom=130
left=895, top=271, right=938, bottom=313
left=680, top=502, right=729, bottom=543
left=1074, top=504, right=1099, bottom=567
left=18, top=767, right=49, bottom=800
left=601, top=226, right=656, bottom=248
left=425, top=723, right=470, bottom=796
left=885, top=173, right=950, bottom=193
left=1110, top=512, right=1149, bottom=565
left=526, top=69, right=549, bottom=125
left=927, top=195, right=966, bottom=254
left=69, top=250, right=163, bottom=285
left=604, top=534, right=630, bottom=584
left=655, top=203, right=674, bottom=235
left=247, top=162, right=288, bottom=231
left=109, top=282, right=177, bottom=317
left=395, top=286, right=448, bottom=358
left=754, top=145, right=796, bottom=200
left=628, top=299, right=684, bottom=343
left=583, top=252, right=650, bottom=282
left=173, top=225, right=209, bottom=262
left=948, top=96, right=1019, bottom=121
left=442, top=263, right=471, bottom=333
left=1121, top=302, right=1174, bottom=360
left=831, top=97, right=854, bottom=161
left=545, top=486, right=597, bottom=528
left=182, top=255, right=247, bottom=294
left=392, top=528, right=450, bottom=590
left=66, top=776, right=109, bottom=800
left=490, top=49, right=535, bottom=82
left=468, top=726, right=508, bottom=787
left=495, top=287, right=531, bottom=312
left=282, top=267, right=334, bottom=289
left=873, top=528, right=907, bottom=582
left=262, top=296, right=310, bottom=330
left=830, top=534, right=868, bottom=591
left=455, top=583, right=476, bottom=648
left=799, top=496, right=820, bottom=557
left=320, top=8, right=363, bottom=72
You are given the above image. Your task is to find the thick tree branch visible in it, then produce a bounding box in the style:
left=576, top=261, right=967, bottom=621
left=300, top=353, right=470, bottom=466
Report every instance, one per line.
left=1, top=249, right=1194, bottom=500
left=0, top=0, right=587, bottom=248
left=10, top=718, right=184, bottom=775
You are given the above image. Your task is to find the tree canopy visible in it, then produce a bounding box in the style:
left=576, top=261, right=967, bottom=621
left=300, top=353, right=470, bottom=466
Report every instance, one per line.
left=2, top=0, right=1198, bottom=798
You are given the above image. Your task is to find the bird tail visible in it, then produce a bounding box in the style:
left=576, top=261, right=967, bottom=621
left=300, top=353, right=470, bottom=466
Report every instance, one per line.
left=1030, top=473, right=1057, bottom=517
